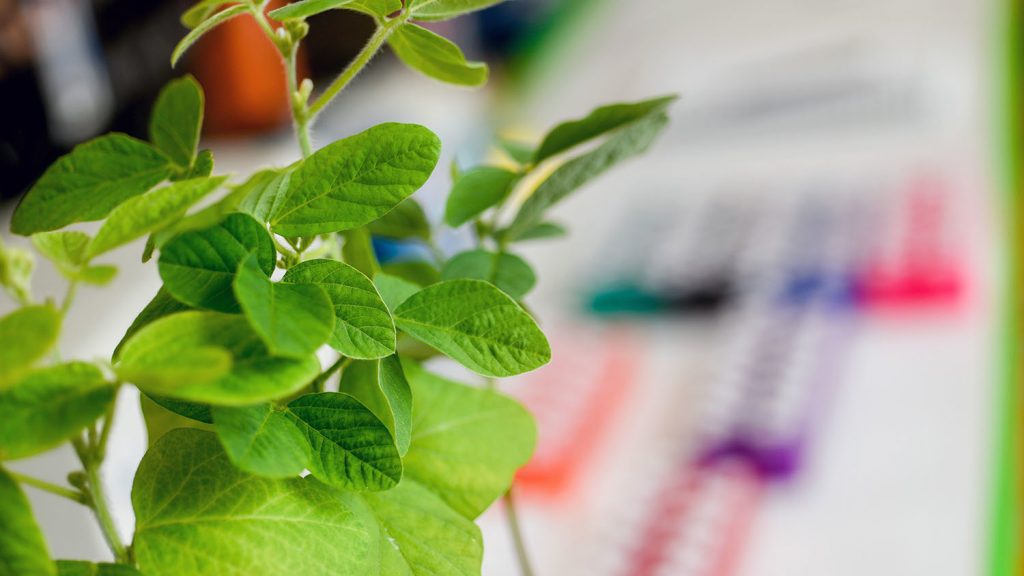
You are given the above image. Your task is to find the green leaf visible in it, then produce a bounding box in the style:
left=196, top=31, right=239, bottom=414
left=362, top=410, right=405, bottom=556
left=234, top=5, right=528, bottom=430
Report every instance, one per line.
left=513, top=220, right=566, bottom=242
left=0, top=468, right=55, bottom=576
left=269, top=0, right=353, bottom=20
left=140, top=394, right=212, bottom=448
left=409, top=0, right=504, bottom=21
left=270, top=123, right=440, bottom=237
left=116, top=311, right=319, bottom=406
left=347, top=0, right=402, bottom=17
left=340, top=356, right=412, bottom=456
left=341, top=227, right=381, bottom=278
left=505, top=105, right=672, bottom=240
left=392, top=279, right=549, bottom=377
left=368, top=198, right=431, bottom=241
left=212, top=404, right=310, bottom=478
left=76, top=265, right=118, bottom=286
left=285, top=392, right=402, bottom=491
left=173, top=149, right=215, bottom=181
left=373, top=273, right=420, bottom=311
left=150, top=76, right=204, bottom=168
left=282, top=259, right=396, bottom=359
left=498, top=138, right=535, bottom=165
left=402, top=360, right=536, bottom=518
left=158, top=213, right=276, bottom=313
left=0, top=362, right=114, bottom=460
left=11, top=134, right=172, bottom=235
left=86, top=176, right=227, bottom=258
left=172, top=4, right=250, bottom=68
left=181, top=0, right=234, bottom=28
left=0, top=237, right=34, bottom=303
left=55, top=560, right=142, bottom=575
left=133, top=429, right=370, bottom=576
left=388, top=24, right=488, bottom=87
left=147, top=171, right=254, bottom=256
left=113, top=288, right=192, bottom=361
left=234, top=254, right=334, bottom=358
left=533, top=95, right=676, bottom=163
left=443, top=166, right=519, bottom=227
left=0, top=305, right=60, bottom=389
left=358, top=480, right=482, bottom=575
left=236, top=168, right=293, bottom=224
left=380, top=260, right=439, bottom=287
left=441, top=249, right=536, bottom=299
left=30, top=231, right=116, bottom=285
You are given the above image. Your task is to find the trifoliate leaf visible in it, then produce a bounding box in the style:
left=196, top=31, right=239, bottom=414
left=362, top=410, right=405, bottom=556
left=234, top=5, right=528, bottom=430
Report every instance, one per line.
left=11, top=134, right=172, bottom=235
left=0, top=305, right=61, bottom=389
left=392, top=279, right=549, bottom=377
left=270, top=123, right=440, bottom=237
left=340, top=356, right=412, bottom=455
left=150, top=76, right=204, bottom=169
left=441, top=249, right=536, bottom=299
left=116, top=311, right=319, bottom=406
left=282, top=259, right=395, bottom=359
left=158, top=213, right=276, bottom=313
left=443, top=166, right=519, bottom=227
left=388, top=24, right=487, bottom=87
left=212, top=404, right=310, bottom=478
left=133, top=429, right=370, bottom=576
left=0, top=362, right=114, bottom=461
left=234, top=254, right=334, bottom=358
left=285, top=392, right=402, bottom=491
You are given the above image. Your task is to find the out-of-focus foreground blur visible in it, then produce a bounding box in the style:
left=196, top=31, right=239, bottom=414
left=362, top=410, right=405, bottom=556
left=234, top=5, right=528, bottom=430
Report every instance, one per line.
left=0, top=0, right=1019, bottom=574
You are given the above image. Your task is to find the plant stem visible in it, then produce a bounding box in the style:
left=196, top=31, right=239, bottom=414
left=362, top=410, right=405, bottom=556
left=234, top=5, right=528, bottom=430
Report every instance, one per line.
left=72, top=435, right=129, bottom=564
left=60, top=279, right=79, bottom=317
left=311, top=356, right=352, bottom=393
left=9, top=471, right=87, bottom=504
left=306, top=19, right=401, bottom=120
left=503, top=487, right=535, bottom=576
left=285, top=44, right=313, bottom=158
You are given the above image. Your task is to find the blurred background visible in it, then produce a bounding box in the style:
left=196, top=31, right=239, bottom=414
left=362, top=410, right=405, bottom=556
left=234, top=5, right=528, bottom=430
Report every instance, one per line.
left=0, top=0, right=1019, bottom=574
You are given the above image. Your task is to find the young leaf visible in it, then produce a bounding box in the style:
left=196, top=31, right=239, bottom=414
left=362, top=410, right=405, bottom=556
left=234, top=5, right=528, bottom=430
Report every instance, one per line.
left=392, top=279, right=550, bottom=377
left=409, top=0, right=504, bottom=21
left=158, top=213, right=276, bottom=313
left=402, top=360, right=536, bottom=518
left=10, top=134, right=172, bottom=235
left=269, top=0, right=354, bottom=20
left=0, top=362, right=115, bottom=460
left=285, top=392, right=403, bottom=491
left=513, top=220, right=567, bottom=242
left=358, top=480, right=482, bottom=575
left=388, top=24, right=488, bottom=87
left=116, top=311, right=319, bottom=406
left=441, top=249, right=537, bottom=299
left=212, top=404, right=310, bottom=478
left=341, top=227, right=380, bottom=278
left=234, top=254, right=335, bottom=358
left=173, top=148, right=215, bottom=181
left=133, top=429, right=370, bottom=576
left=113, top=288, right=192, bottom=361
left=269, top=123, right=441, bottom=237
left=282, top=259, right=396, bottom=360
left=31, top=231, right=89, bottom=270
left=368, top=197, right=431, bottom=241
left=236, top=168, right=293, bottom=225
left=76, top=265, right=118, bottom=286
left=443, top=166, right=519, bottom=227
left=86, top=176, right=227, bottom=258
left=150, top=76, right=204, bottom=169
left=499, top=138, right=535, bottom=165
left=147, top=170, right=254, bottom=255
left=0, top=468, right=55, bottom=576
left=504, top=107, right=671, bottom=240
left=373, top=273, right=420, bottom=311
left=0, top=237, right=34, bottom=303
left=0, top=305, right=61, bottom=389
left=171, top=4, right=250, bottom=67
left=55, top=560, right=142, bottom=575
left=532, top=95, right=677, bottom=163
left=180, top=0, right=234, bottom=28
left=340, top=356, right=412, bottom=455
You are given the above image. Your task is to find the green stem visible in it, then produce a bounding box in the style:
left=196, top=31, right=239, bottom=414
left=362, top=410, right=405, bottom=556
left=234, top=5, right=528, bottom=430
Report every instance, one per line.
left=311, top=356, right=352, bottom=393
left=60, top=279, right=79, bottom=317
left=307, top=19, right=401, bottom=120
left=72, top=435, right=129, bottom=564
left=9, top=471, right=87, bottom=505
left=504, top=487, right=535, bottom=576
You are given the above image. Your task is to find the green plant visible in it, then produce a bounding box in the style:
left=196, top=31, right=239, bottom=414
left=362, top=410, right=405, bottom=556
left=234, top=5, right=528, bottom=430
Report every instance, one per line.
left=0, top=1, right=673, bottom=574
